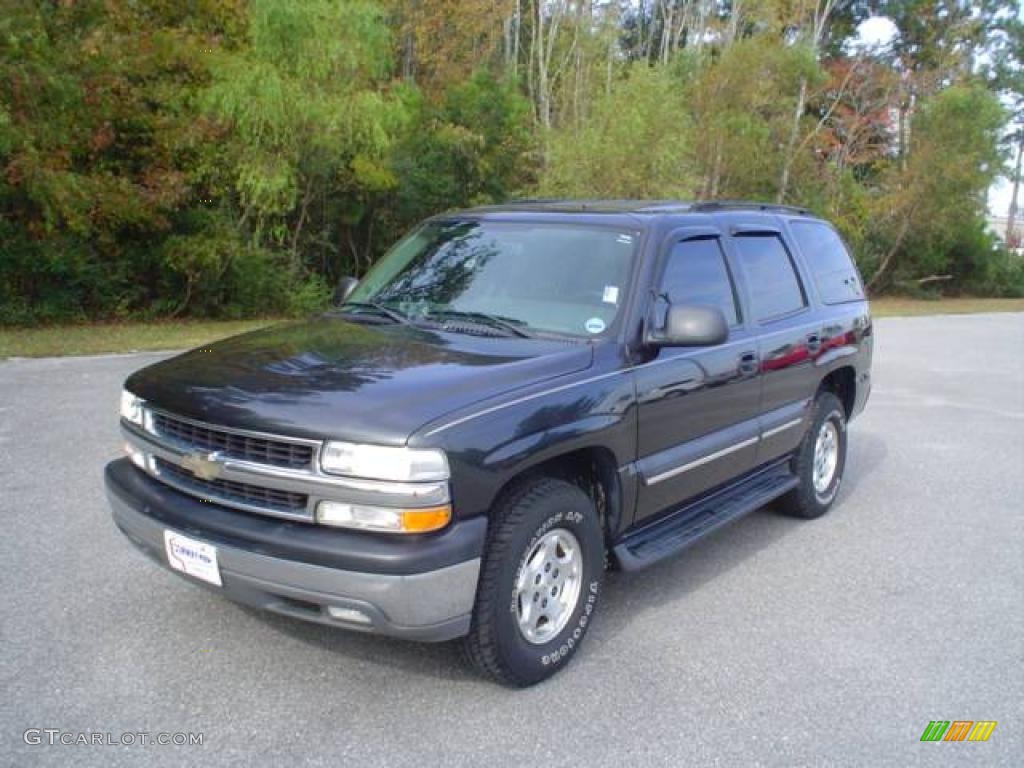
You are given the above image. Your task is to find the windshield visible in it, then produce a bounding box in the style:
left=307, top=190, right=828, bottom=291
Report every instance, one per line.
left=346, top=220, right=638, bottom=338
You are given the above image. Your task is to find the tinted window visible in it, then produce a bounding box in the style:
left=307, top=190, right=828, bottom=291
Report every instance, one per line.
left=733, top=234, right=806, bottom=321
left=349, top=221, right=637, bottom=337
left=660, top=237, right=739, bottom=326
left=789, top=221, right=865, bottom=304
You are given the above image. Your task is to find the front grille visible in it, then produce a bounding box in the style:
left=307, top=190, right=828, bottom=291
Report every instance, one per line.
left=155, top=457, right=309, bottom=514
left=153, top=412, right=313, bottom=469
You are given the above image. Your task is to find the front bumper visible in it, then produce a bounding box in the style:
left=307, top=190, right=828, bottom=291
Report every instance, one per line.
left=105, top=459, right=485, bottom=641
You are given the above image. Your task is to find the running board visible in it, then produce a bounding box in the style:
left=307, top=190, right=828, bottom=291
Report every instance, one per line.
left=613, top=462, right=798, bottom=571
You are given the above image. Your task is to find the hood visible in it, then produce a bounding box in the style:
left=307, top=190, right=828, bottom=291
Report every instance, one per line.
left=126, top=317, right=593, bottom=444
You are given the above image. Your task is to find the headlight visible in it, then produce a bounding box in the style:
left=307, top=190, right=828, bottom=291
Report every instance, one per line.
left=316, top=500, right=451, bottom=533
left=120, top=389, right=145, bottom=426
left=320, top=441, right=449, bottom=482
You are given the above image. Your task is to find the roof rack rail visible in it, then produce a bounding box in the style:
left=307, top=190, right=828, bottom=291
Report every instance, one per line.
left=502, top=198, right=570, bottom=204
left=690, top=200, right=810, bottom=215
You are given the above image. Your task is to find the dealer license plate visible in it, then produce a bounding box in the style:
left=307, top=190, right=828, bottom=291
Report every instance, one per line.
left=163, top=530, right=222, bottom=587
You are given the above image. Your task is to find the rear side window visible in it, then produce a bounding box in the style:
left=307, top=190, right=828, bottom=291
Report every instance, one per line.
left=789, top=221, right=865, bottom=304
left=660, top=237, right=740, bottom=326
left=732, top=234, right=806, bottom=321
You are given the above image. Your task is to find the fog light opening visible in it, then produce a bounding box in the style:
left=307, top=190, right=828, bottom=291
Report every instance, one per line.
left=326, top=606, right=372, bottom=625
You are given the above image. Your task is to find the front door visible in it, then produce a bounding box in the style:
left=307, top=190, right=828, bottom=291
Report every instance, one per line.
left=634, top=227, right=762, bottom=523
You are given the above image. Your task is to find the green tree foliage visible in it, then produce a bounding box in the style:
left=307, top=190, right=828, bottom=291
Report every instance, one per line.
left=390, top=71, right=536, bottom=226
left=203, top=0, right=402, bottom=280
left=0, top=0, right=234, bottom=322
left=985, top=12, right=1023, bottom=251
left=541, top=64, right=696, bottom=198
left=867, top=84, right=1006, bottom=290
left=1, top=0, right=1021, bottom=325
left=690, top=38, right=822, bottom=201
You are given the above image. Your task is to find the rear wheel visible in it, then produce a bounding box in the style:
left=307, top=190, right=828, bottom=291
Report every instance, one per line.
left=464, top=478, right=604, bottom=686
left=777, top=391, right=847, bottom=519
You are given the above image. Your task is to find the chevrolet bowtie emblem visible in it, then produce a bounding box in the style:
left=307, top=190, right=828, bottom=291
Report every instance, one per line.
left=181, top=451, right=224, bottom=481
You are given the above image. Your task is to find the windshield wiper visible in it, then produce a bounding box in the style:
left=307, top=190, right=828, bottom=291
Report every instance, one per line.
left=337, top=301, right=412, bottom=325
left=428, top=309, right=535, bottom=338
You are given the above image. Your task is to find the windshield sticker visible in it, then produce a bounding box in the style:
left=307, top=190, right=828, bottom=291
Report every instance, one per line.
left=616, top=234, right=634, bottom=245
left=602, top=285, right=619, bottom=305
left=584, top=317, right=606, bottom=334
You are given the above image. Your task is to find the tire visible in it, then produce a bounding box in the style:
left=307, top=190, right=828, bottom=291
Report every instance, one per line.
left=463, top=477, right=605, bottom=687
left=777, top=391, right=847, bottom=519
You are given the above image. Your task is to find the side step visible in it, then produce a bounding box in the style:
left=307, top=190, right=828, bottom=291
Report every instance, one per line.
left=613, top=462, right=799, bottom=571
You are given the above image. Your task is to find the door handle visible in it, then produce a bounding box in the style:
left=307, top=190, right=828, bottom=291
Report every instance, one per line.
left=806, top=333, right=822, bottom=354
left=739, top=351, right=759, bottom=376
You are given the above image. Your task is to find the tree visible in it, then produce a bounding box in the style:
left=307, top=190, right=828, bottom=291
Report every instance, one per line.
left=865, top=84, right=1005, bottom=290
left=807, top=56, right=899, bottom=250
left=204, top=0, right=403, bottom=277
left=387, top=0, right=512, bottom=92
left=690, top=35, right=821, bottom=200
left=540, top=63, right=697, bottom=198
left=3, top=0, right=1021, bottom=325
left=389, top=71, right=536, bottom=227
left=777, top=0, right=839, bottom=203
left=986, top=14, right=1023, bottom=246
left=864, top=0, right=1001, bottom=166
left=0, top=0, right=246, bottom=321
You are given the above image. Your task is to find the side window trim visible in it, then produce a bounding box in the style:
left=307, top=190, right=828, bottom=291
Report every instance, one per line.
left=729, top=225, right=782, bottom=236
left=753, top=301, right=811, bottom=325
left=655, top=227, right=744, bottom=328
left=730, top=232, right=810, bottom=325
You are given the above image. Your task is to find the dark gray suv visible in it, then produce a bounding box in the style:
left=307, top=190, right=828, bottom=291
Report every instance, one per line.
left=106, top=200, right=872, bottom=686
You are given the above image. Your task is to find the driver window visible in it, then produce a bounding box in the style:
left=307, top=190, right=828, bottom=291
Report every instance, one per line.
left=660, top=237, right=741, bottom=326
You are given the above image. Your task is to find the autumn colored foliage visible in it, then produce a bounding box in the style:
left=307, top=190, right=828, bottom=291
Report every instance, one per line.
left=1, top=0, right=1021, bottom=324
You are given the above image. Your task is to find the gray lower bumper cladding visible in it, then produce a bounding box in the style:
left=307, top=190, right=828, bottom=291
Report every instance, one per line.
left=108, top=489, right=480, bottom=642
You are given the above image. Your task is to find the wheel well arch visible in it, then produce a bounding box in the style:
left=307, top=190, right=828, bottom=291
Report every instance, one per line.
left=819, top=365, right=856, bottom=418
left=490, top=446, right=623, bottom=544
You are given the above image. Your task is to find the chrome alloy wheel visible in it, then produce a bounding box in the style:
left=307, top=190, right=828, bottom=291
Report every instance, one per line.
left=812, top=420, right=840, bottom=495
left=514, top=528, right=583, bottom=645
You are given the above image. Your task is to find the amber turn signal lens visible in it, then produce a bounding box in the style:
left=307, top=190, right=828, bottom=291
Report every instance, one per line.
left=399, top=505, right=452, bottom=533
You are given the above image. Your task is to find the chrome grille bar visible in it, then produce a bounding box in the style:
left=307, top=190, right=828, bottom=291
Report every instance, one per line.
left=154, top=457, right=309, bottom=515
left=153, top=411, right=314, bottom=469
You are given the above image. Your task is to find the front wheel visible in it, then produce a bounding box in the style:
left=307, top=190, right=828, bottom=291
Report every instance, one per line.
left=777, top=391, right=847, bottom=519
left=463, top=478, right=605, bottom=686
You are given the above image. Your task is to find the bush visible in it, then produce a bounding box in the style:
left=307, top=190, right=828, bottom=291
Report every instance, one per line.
left=964, top=248, right=1024, bottom=298
left=0, top=219, right=330, bottom=326
left=220, top=248, right=331, bottom=318
left=0, top=224, right=127, bottom=325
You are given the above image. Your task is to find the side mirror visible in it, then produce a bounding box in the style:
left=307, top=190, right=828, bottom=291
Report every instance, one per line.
left=648, top=304, right=729, bottom=347
left=333, top=276, right=359, bottom=306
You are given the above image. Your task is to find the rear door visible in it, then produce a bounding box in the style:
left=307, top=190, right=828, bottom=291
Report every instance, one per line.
left=729, top=226, right=821, bottom=462
left=634, top=226, right=762, bottom=522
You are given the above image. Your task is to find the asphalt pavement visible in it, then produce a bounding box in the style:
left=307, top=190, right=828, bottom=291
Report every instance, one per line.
left=1, top=313, right=1022, bottom=767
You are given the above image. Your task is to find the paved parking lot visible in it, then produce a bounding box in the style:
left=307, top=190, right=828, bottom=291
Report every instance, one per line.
left=2, top=313, right=1022, bottom=767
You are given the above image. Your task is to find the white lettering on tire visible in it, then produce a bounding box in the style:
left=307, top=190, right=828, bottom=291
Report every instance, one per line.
left=539, top=580, right=601, bottom=667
